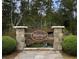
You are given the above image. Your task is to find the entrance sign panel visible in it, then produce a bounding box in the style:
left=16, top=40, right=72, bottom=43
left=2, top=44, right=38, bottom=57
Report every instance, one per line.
left=31, top=30, right=48, bottom=40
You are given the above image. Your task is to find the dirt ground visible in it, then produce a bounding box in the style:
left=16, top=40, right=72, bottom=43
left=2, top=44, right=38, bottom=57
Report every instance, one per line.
left=2, top=51, right=77, bottom=59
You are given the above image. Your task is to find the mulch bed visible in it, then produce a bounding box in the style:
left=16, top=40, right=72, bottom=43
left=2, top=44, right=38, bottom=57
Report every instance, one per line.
left=2, top=51, right=21, bottom=59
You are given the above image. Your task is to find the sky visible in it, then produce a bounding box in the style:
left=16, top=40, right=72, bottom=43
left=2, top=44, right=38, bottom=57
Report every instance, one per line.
left=53, top=0, right=61, bottom=11
left=13, top=0, right=21, bottom=13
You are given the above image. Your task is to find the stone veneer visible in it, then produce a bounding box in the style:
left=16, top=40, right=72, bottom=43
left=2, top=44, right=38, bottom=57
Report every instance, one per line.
left=51, top=26, right=64, bottom=50
left=13, top=26, right=28, bottom=50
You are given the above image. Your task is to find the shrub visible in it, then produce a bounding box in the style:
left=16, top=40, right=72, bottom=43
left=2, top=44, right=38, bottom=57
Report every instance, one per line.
left=62, top=35, right=77, bottom=56
left=27, top=42, right=53, bottom=48
left=2, top=36, right=16, bottom=55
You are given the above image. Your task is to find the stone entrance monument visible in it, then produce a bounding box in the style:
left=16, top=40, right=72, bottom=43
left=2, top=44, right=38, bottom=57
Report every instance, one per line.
left=13, top=26, right=64, bottom=59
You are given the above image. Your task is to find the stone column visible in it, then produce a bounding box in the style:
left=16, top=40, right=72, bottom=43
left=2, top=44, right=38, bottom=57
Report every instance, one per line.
left=13, top=26, right=28, bottom=51
left=51, top=26, right=64, bottom=51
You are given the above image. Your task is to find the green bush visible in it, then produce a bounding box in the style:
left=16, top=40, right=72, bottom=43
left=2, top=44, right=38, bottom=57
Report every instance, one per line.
left=62, top=35, right=77, bottom=56
left=2, top=36, right=16, bottom=55
left=27, top=43, right=53, bottom=48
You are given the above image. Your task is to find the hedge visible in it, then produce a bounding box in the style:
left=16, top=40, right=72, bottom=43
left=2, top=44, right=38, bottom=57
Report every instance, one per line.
left=2, top=36, right=16, bottom=55
left=62, top=35, right=77, bottom=56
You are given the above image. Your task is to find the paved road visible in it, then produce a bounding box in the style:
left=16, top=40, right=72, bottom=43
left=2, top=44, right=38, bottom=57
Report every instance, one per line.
left=15, top=51, right=63, bottom=59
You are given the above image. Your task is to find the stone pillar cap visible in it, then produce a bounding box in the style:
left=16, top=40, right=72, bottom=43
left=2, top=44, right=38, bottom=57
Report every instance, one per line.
left=51, top=26, right=65, bottom=29
left=13, top=26, right=28, bottom=29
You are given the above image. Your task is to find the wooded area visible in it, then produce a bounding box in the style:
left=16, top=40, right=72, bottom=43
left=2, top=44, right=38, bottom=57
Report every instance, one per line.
left=2, top=0, right=77, bottom=35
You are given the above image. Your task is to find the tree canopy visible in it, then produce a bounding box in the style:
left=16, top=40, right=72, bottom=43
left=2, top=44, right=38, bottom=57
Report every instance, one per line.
left=2, top=0, right=77, bottom=35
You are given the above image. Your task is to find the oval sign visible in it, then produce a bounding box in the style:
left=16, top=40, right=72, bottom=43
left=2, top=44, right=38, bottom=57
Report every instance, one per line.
left=31, top=30, right=48, bottom=40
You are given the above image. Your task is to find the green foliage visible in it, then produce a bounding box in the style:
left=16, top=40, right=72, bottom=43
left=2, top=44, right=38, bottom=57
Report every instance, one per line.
left=27, top=43, right=52, bottom=48
left=62, top=35, right=77, bottom=56
left=2, top=0, right=77, bottom=35
left=27, top=43, right=44, bottom=47
left=2, top=36, right=16, bottom=55
left=2, top=0, right=11, bottom=34
left=60, top=0, right=77, bottom=35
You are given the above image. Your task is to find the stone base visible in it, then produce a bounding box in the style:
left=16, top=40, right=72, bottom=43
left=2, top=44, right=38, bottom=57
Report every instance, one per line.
left=15, top=50, right=63, bottom=59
